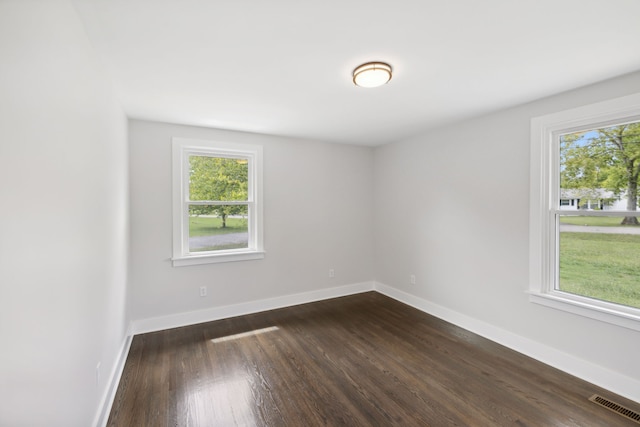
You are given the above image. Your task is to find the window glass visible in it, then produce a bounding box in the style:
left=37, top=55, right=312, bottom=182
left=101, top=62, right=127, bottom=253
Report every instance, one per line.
left=556, top=121, right=640, bottom=309
left=188, top=204, right=249, bottom=252
left=189, top=156, right=249, bottom=202
left=558, top=215, right=640, bottom=309
left=172, top=138, right=263, bottom=266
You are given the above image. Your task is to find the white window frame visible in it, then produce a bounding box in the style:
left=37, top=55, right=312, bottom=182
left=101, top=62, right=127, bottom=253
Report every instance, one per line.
left=172, top=137, right=264, bottom=267
left=529, top=92, right=640, bottom=332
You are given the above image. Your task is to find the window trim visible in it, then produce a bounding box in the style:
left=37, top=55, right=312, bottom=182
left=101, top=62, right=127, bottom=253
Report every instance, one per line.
left=529, top=93, right=640, bottom=331
left=172, top=137, right=264, bottom=267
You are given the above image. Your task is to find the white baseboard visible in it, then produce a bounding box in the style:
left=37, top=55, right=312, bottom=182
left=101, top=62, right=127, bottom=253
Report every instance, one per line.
left=374, top=281, right=640, bottom=404
left=93, top=333, right=133, bottom=427
left=106, top=280, right=639, bottom=419
left=132, top=281, right=375, bottom=335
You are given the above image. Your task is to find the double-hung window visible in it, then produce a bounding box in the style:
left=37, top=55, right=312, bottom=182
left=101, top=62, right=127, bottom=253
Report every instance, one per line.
left=172, top=138, right=264, bottom=266
left=529, top=93, right=640, bottom=331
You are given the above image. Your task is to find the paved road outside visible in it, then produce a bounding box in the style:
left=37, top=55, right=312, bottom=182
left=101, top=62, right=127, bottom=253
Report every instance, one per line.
left=190, top=232, right=248, bottom=249
left=559, top=224, right=640, bottom=235
left=187, top=226, right=639, bottom=250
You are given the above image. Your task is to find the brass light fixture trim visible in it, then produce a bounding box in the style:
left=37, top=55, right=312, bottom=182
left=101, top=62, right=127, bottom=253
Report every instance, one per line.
left=353, top=62, right=392, bottom=88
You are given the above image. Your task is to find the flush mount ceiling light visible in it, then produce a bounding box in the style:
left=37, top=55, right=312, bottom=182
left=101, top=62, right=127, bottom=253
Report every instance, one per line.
left=352, top=62, right=392, bottom=88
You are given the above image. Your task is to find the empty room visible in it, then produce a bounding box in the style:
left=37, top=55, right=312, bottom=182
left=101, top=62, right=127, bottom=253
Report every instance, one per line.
left=2, top=0, right=640, bottom=426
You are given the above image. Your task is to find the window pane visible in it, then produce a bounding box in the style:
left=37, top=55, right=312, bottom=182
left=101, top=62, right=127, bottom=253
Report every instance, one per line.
left=558, top=215, right=640, bottom=308
left=189, top=156, right=248, bottom=202
left=560, top=121, right=640, bottom=217
left=188, top=205, right=248, bottom=252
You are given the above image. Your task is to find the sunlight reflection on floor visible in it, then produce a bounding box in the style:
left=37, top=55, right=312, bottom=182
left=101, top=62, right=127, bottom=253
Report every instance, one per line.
left=186, top=375, right=255, bottom=425
left=210, top=326, right=280, bottom=344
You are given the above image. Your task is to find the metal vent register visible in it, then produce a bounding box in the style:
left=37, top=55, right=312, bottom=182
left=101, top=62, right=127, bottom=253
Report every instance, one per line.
left=589, top=394, right=640, bottom=424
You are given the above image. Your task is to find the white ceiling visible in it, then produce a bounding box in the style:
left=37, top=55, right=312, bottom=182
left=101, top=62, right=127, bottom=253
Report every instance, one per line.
left=73, top=0, right=640, bottom=146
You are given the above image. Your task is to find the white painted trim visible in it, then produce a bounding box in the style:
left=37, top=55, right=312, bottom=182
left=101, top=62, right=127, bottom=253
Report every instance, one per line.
left=107, top=282, right=640, bottom=416
left=373, top=281, right=640, bottom=404
left=529, top=93, right=640, bottom=329
left=528, top=291, right=640, bottom=332
left=132, top=281, right=375, bottom=335
left=172, top=250, right=265, bottom=266
left=171, top=137, right=264, bottom=267
left=92, top=334, right=133, bottom=427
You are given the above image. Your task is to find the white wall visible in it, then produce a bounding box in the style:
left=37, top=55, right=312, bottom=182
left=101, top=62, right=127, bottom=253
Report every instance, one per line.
left=0, top=1, right=129, bottom=426
left=129, top=120, right=374, bottom=327
left=3, top=2, right=636, bottom=423
left=374, top=71, right=640, bottom=400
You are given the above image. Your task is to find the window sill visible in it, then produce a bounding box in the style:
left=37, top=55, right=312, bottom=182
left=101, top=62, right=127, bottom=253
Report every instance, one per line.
left=528, top=291, right=640, bottom=332
left=172, top=250, right=265, bottom=267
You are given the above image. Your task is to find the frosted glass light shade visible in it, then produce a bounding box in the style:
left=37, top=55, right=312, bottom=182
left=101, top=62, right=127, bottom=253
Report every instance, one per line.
left=353, top=62, right=392, bottom=88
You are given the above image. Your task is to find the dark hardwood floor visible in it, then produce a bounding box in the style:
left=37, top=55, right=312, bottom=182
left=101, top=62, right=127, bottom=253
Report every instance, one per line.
left=108, top=292, right=640, bottom=426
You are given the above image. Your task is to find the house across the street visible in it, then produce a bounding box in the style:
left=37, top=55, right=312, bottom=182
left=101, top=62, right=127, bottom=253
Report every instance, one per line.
left=559, top=188, right=628, bottom=210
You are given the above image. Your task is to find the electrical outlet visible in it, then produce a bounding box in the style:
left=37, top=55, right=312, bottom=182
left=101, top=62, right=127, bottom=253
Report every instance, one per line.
left=329, top=268, right=335, bottom=278
left=200, top=286, right=207, bottom=297
left=410, top=274, right=416, bottom=285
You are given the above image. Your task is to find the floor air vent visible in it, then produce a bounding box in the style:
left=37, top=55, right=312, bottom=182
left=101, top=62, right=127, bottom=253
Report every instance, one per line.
left=589, top=394, right=640, bottom=424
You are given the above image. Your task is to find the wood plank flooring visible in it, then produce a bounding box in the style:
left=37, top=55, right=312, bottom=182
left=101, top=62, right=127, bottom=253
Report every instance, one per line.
left=108, top=292, right=640, bottom=426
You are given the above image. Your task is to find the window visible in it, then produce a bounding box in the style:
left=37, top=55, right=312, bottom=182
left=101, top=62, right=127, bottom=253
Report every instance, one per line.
left=530, top=93, right=640, bottom=331
left=172, top=138, right=264, bottom=266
